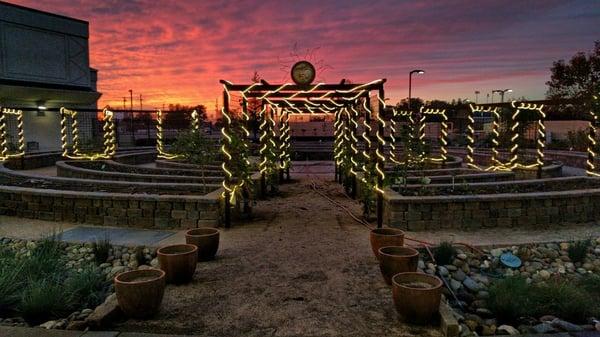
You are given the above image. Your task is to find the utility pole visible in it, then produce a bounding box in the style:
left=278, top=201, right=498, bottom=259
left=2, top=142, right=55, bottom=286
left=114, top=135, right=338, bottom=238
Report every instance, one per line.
left=122, top=97, right=126, bottom=110
left=139, top=94, right=143, bottom=111
left=129, top=89, right=134, bottom=140
left=129, top=89, right=133, bottom=111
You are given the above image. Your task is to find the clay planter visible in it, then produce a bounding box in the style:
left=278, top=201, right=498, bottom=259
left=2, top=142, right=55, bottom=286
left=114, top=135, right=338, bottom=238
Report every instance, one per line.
left=378, top=246, right=419, bottom=285
left=114, top=269, right=166, bottom=318
left=185, top=228, right=220, bottom=261
left=369, top=228, right=405, bottom=259
left=392, top=272, right=443, bottom=324
left=157, top=244, right=198, bottom=284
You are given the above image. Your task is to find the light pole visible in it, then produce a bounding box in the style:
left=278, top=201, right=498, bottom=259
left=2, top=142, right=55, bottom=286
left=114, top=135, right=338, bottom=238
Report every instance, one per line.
left=492, top=89, right=513, bottom=103
left=408, top=69, right=425, bottom=111
left=475, top=90, right=480, bottom=104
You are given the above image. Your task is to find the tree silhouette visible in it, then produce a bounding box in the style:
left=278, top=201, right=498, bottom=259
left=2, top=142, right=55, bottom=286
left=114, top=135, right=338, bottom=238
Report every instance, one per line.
left=546, top=41, right=600, bottom=116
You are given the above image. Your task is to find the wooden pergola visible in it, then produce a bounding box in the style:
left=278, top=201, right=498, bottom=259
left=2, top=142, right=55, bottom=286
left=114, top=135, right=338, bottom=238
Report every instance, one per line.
left=219, top=79, right=388, bottom=228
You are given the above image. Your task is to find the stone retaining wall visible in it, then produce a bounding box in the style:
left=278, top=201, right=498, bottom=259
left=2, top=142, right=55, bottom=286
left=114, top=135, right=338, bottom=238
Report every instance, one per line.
left=56, top=161, right=223, bottom=184
left=384, top=177, right=600, bottom=230
left=0, top=185, right=221, bottom=228
left=155, top=159, right=221, bottom=170
left=100, top=160, right=221, bottom=176
left=0, top=164, right=219, bottom=194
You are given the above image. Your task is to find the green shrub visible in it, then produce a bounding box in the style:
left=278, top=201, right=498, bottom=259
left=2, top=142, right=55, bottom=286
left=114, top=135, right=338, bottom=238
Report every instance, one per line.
left=487, top=276, right=532, bottom=321
left=19, top=280, right=73, bottom=324
left=21, top=236, right=65, bottom=280
left=134, top=246, right=146, bottom=266
left=532, top=278, right=599, bottom=322
left=92, top=236, right=111, bottom=264
left=434, top=242, right=456, bottom=265
left=0, top=235, right=110, bottom=322
left=568, top=239, right=591, bottom=263
left=488, top=276, right=600, bottom=324
left=0, top=264, right=22, bottom=315
left=65, top=266, right=108, bottom=309
left=579, top=274, right=600, bottom=295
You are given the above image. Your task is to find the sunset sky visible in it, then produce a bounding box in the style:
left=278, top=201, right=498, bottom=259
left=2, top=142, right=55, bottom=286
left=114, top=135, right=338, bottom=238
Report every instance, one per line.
left=9, top=0, right=600, bottom=118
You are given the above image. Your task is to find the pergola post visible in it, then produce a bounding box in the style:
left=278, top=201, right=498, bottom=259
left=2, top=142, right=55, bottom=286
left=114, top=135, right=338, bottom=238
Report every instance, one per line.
left=376, top=86, right=385, bottom=228
left=241, top=97, right=251, bottom=214
left=259, top=103, right=268, bottom=198
left=222, top=89, right=231, bottom=228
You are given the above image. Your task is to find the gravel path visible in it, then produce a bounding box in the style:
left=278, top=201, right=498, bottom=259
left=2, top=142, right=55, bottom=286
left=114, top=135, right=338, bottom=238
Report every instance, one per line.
left=115, top=177, right=441, bottom=337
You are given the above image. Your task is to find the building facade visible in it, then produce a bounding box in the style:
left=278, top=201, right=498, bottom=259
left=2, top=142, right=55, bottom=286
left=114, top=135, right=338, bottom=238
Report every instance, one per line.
left=0, top=1, right=100, bottom=152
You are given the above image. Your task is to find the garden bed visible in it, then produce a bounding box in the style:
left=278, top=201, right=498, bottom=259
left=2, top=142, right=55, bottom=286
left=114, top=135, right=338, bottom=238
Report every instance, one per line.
left=57, top=161, right=223, bottom=184
left=384, top=177, right=600, bottom=230
left=65, top=160, right=222, bottom=177
left=0, top=184, right=221, bottom=228
left=0, top=236, right=163, bottom=330
left=394, top=176, right=595, bottom=196
left=418, top=238, right=600, bottom=336
left=0, top=165, right=219, bottom=195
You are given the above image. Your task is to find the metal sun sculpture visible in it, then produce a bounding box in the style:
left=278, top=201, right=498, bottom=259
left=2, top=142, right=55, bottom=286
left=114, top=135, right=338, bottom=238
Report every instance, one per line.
left=60, top=107, right=116, bottom=160
left=277, top=44, right=333, bottom=83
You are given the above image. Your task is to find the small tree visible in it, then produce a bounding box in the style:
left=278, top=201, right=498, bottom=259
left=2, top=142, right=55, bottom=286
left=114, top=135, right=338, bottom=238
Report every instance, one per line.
left=171, top=130, right=218, bottom=186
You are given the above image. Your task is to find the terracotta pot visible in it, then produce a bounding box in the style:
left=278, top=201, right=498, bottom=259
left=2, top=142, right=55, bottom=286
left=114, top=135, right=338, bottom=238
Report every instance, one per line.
left=392, top=272, right=443, bottom=324
left=157, top=244, right=198, bottom=284
left=369, top=228, right=405, bottom=259
left=185, top=228, right=220, bottom=261
left=378, top=246, right=419, bottom=285
left=114, top=269, right=165, bottom=318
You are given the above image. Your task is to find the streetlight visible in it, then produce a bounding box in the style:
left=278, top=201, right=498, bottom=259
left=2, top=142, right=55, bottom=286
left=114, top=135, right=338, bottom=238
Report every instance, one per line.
left=408, top=69, right=425, bottom=111
left=474, top=90, right=480, bottom=104
left=492, top=89, right=513, bottom=103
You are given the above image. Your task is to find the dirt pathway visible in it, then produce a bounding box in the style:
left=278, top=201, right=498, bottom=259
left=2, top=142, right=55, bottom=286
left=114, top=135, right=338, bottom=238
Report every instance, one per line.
left=116, top=177, right=441, bottom=337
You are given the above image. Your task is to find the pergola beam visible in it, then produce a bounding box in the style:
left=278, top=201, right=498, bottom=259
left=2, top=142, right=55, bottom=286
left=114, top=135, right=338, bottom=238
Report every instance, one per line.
left=219, top=79, right=386, bottom=92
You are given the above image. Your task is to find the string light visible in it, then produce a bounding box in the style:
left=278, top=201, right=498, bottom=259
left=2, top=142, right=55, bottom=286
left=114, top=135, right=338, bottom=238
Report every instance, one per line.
left=468, top=102, right=545, bottom=172
left=587, top=94, right=600, bottom=176
left=59, top=107, right=116, bottom=160
left=0, top=108, right=25, bottom=160
left=221, top=80, right=387, bottom=203
left=418, top=107, right=448, bottom=163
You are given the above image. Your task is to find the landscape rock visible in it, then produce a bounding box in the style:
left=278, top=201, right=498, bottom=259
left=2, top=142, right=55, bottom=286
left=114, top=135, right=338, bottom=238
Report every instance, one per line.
left=531, top=322, right=557, bottom=334
left=497, top=324, right=519, bottom=335
left=85, top=293, right=122, bottom=329
left=463, top=277, right=480, bottom=292
left=551, top=318, right=583, bottom=332
left=39, top=320, right=58, bottom=329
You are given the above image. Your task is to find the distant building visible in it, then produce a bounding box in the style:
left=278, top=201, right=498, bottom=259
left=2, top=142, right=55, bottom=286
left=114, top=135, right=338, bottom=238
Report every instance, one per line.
left=0, top=1, right=100, bottom=152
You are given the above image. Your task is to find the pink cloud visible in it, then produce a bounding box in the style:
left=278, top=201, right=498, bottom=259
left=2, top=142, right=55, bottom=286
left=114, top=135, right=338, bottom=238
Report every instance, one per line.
left=5, top=0, right=600, bottom=118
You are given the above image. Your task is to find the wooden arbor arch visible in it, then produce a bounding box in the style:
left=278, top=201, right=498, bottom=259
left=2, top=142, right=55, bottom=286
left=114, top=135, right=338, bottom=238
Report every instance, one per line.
left=219, top=79, right=388, bottom=228
left=466, top=102, right=546, bottom=177
left=0, top=107, right=25, bottom=160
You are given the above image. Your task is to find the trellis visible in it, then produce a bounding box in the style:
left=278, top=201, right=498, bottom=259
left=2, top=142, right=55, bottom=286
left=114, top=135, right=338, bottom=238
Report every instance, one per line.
left=466, top=102, right=546, bottom=176
left=220, top=79, right=387, bottom=228
left=156, top=109, right=201, bottom=159
left=0, top=107, right=25, bottom=160
left=417, top=107, right=449, bottom=166
left=60, top=107, right=116, bottom=160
